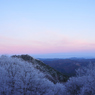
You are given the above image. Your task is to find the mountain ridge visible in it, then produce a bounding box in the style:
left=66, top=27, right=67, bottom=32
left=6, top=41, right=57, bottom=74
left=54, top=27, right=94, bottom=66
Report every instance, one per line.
left=12, top=54, right=69, bottom=83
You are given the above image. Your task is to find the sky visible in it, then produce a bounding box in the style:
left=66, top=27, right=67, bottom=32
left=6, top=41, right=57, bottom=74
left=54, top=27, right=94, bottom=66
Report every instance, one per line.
left=0, top=0, right=95, bottom=58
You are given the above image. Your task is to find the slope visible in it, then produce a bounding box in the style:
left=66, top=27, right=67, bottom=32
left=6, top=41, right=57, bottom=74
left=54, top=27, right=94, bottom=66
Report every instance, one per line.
left=12, top=54, right=69, bottom=83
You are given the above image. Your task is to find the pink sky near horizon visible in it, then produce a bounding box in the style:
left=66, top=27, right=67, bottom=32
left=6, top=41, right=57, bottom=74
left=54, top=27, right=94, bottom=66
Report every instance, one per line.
left=0, top=34, right=95, bottom=55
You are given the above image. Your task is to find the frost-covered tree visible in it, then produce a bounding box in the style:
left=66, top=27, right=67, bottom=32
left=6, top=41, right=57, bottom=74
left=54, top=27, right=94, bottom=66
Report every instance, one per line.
left=0, top=56, right=65, bottom=95
left=3, top=55, right=95, bottom=95
left=65, top=63, right=95, bottom=95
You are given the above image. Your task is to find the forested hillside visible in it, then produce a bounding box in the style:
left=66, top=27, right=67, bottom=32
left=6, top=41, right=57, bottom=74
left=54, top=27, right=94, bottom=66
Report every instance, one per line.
left=0, top=55, right=65, bottom=95
left=0, top=55, right=95, bottom=95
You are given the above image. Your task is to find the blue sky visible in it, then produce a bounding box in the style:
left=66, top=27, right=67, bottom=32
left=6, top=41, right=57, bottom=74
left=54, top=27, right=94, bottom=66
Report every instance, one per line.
left=0, top=0, right=95, bottom=58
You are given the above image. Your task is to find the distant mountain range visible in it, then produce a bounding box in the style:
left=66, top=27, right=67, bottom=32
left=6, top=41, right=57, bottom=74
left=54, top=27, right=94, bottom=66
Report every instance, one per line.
left=39, top=58, right=95, bottom=76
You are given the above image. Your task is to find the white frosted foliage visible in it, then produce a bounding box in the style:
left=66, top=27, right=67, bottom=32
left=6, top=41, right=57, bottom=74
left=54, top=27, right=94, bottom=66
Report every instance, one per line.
left=0, top=56, right=64, bottom=95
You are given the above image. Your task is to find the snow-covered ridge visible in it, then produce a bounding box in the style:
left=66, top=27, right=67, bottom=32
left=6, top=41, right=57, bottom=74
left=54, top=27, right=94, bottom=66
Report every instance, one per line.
left=12, top=54, right=69, bottom=83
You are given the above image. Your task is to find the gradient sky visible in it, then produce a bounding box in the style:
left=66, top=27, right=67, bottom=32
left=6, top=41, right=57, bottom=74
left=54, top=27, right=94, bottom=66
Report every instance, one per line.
left=0, top=0, right=95, bottom=58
